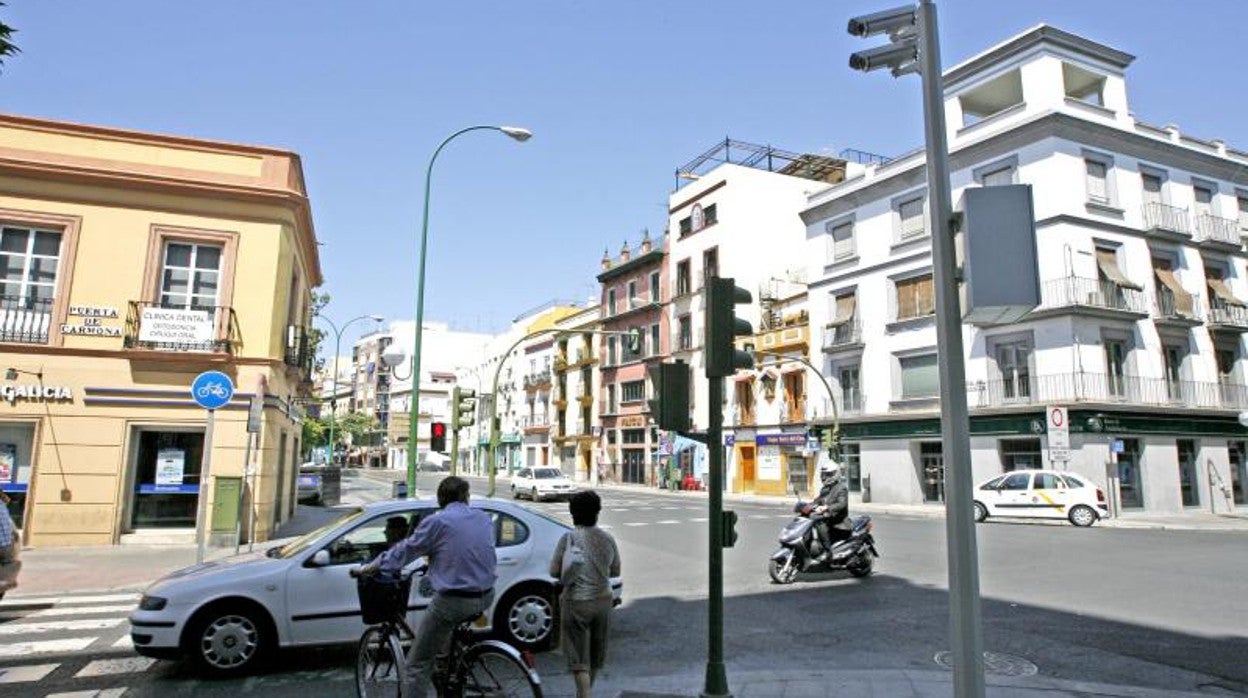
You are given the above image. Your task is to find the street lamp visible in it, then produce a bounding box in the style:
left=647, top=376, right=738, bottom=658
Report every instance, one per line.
left=404, top=124, right=532, bottom=497
left=747, top=346, right=841, bottom=450
left=314, top=313, right=383, bottom=464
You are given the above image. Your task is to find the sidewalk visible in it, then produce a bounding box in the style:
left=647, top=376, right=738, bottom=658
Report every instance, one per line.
left=589, top=480, right=1248, bottom=532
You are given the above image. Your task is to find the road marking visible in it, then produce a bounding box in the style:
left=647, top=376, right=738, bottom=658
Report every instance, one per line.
left=0, top=618, right=126, bottom=635
left=112, top=635, right=134, bottom=649
left=690, top=517, right=709, bottom=522
left=655, top=520, right=680, bottom=525
left=46, top=689, right=128, bottom=698
left=0, top=637, right=95, bottom=658
left=623, top=522, right=648, bottom=527
left=748, top=514, right=772, bottom=520
left=0, top=663, right=59, bottom=683
left=31, top=604, right=135, bottom=618
left=0, top=593, right=138, bottom=607
left=75, top=656, right=156, bottom=677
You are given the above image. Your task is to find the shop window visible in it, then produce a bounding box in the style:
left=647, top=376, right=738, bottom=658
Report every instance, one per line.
left=132, top=430, right=205, bottom=529
left=999, top=438, right=1041, bottom=471
left=920, top=442, right=944, bottom=502
left=0, top=423, right=35, bottom=528
left=1177, top=439, right=1199, bottom=507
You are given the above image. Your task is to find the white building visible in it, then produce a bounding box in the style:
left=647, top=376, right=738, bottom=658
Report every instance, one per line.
left=550, top=305, right=603, bottom=483
left=800, top=25, right=1248, bottom=515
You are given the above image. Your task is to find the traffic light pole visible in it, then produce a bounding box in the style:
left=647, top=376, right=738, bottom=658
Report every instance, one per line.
left=702, top=373, right=730, bottom=698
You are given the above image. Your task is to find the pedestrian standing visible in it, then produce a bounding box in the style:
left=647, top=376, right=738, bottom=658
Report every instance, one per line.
left=549, top=490, right=620, bottom=698
left=0, top=491, right=19, bottom=596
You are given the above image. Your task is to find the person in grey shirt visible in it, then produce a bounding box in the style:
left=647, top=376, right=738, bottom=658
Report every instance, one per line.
left=0, top=491, right=18, bottom=597
left=549, top=490, right=620, bottom=698
left=354, top=476, right=496, bottom=698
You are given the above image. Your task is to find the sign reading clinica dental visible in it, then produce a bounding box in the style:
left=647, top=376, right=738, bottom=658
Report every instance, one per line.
left=60, top=305, right=123, bottom=337
left=139, top=307, right=214, bottom=344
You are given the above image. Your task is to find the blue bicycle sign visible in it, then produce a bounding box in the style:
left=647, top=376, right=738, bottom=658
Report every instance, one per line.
left=191, top=371, right=235, bottom=410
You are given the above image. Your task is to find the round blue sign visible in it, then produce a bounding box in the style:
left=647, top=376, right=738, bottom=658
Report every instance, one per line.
left=191, top=371, right=235, bottom=410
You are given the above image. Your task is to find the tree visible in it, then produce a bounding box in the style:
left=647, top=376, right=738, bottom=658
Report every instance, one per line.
left=0, top=4, right=20, bottom=71
left=308, top=291, right=331, bottom=372
left=339, top=412, right=380, bottom=445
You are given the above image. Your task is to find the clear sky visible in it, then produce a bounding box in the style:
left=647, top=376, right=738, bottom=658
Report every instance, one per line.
left=3, top=1, right=1246, bottom=348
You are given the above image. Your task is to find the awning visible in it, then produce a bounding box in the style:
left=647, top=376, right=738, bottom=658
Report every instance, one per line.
left=826, top=294, right=857, bottom=327
left=1154, top=267, right=1194, bottom=315
left=1096, top=249, right=1142, bottom=291
left=1207, top=277, right=1246, bottom=307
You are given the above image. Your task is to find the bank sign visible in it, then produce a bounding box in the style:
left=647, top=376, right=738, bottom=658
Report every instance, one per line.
left=138, top=308, right=214, bottom=344
left=756, top=433, right=806, bottom=446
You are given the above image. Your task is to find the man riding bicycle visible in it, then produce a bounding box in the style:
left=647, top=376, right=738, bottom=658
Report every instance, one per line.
left=352, top=476, right=496, bottom=698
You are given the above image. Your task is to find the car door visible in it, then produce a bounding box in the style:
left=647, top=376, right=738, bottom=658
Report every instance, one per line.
left=513, top=468, right=532, bottom=496
left=284, top=507, right=432, bottom=646
left=976, top=474, right=1007, bottom=512
left=1030, top=472, right=1069, bottom=519
left=474, top=505, right=539, bottom=629
left=993, top=471, right=1035, bottom=517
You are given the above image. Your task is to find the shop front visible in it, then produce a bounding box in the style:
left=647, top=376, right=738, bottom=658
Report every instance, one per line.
left=750, top=431, right=813, bottom=496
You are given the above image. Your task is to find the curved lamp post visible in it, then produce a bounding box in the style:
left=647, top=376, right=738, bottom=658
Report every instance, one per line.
left=314, top=313, right=383, bottom=464
left=404, top=125, right=532, bottom=497
left=749, top=346, right=841, bottom=450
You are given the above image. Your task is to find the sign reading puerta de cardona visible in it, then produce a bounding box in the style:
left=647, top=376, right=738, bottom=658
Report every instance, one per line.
left=137, top=307, right=215, bottom=345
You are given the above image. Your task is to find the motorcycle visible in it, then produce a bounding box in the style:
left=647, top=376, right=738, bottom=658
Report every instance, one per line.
left=767, top=498, right=879, bottom=585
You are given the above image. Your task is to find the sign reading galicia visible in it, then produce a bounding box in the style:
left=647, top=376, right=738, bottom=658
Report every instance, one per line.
left=2, top=384, right=73, bottom=404
left=138, top=308, right=214, bottom=345
left=60, top=305, right=122, bottom=337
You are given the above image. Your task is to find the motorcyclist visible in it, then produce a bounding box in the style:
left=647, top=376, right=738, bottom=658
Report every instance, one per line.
left=810, top=462, right=851, bottom=562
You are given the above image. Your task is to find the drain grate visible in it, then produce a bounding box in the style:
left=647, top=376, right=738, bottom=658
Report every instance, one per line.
left=933, top=651, right=1038, bottom=677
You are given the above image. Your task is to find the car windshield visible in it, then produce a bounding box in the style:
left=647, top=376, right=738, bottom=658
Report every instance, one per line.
left=533, top=468, right=563, bottom=479
left=269, top=507, right=366, bottom=559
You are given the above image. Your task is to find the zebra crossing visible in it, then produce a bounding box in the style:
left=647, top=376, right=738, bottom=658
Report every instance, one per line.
left=0, top=591, right=158, bottom=697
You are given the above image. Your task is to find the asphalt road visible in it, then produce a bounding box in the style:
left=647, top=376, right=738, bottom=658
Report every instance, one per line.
left=1, top=470, right=1245, bottom=697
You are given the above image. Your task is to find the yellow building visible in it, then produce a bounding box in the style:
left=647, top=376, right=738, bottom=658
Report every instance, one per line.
left=0, top=113, right=322, bottom=547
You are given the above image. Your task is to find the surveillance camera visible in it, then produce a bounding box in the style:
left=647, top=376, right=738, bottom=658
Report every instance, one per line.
left=381, top=344, right=407, bottom=368
left=849, top=41, right=918, bottom=73
left=847, top=5, right=918, bottom=39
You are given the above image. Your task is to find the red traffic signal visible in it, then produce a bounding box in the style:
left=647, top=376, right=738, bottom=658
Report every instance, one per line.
left=430, top=421, right=448, bottom=454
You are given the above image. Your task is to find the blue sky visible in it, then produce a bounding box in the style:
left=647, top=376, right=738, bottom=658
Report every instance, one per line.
left=3, top=1, right=1246, bottom=347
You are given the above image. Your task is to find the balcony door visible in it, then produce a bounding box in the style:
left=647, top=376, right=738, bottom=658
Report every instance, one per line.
left=0, top=226, right=62, bottom=344
left=1103, top=339, right=1128, bottom=398
left=161, top=242, right=222, bottom=310
left=994, top=339, right=1032, bottom=402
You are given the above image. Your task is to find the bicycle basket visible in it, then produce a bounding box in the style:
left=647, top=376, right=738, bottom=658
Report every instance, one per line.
left=357, top=575, right=412, bottom=625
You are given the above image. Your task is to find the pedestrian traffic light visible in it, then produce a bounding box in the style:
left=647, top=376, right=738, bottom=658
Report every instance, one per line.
left=722, top=509, right=739, bottom=548
left=704, top=276, right=754, bottom=378
left=847, top=5, right=919, bottom=77
left=647, top=360, right=691, bottom=433
left=430, top=421, right=447, bottom=454
left=452, top=387, right=476, bottom=430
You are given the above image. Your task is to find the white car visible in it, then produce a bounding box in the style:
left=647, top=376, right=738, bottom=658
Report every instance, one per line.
left=973, top=469, right=1109, bottom=527
left=510, top=466, right=580, bottom=502
left=129, top=498, right=622, bottom=675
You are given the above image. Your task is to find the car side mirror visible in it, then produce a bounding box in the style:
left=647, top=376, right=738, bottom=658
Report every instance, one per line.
left=308, top=550, right=330, bottom=568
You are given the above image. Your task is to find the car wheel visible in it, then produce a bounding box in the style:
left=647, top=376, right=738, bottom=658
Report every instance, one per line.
left=1068, top=504, right=1097, bottom=527
left=184, top=600, right=273, bottom=676
left=495, top=584, right=555, bottom=651
left=973, top=501, right=988, bottom=523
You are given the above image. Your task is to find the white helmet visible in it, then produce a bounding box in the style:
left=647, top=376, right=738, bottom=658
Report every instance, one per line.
left=819, top=461, right=842, bottom=485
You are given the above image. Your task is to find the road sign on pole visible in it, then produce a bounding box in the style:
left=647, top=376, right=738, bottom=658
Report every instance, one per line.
left=191, top=371, right=234, bottom=564
left=1047, top=406, right=1070, bottom=462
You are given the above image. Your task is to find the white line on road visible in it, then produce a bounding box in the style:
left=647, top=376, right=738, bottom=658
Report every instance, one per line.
left=0, top=618, right=126, bottom=635
left=623, top=522, right=648, bottom=527
left=748, top=514, right=773, bottom=520
left=0, top=593, right=138, bottom=607
left=0, top=663, right=59, bottom=683
left=75, top=656, right=156, bottom=677
left=655, top=520, right=681, bottom=525
left=46, top=688, right=128, bottom=698
left=112, top=635, right=134, bottom=649
left=31, top=604, right=135, bottom=618
left=0, top=637, right=95, bottom=658
left=690, top=517, right=709, bottom=522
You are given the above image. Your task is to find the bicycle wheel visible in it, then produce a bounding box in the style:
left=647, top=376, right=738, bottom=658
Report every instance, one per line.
left=356, top=625, right=404, bottom=698
left=459, top=643, right=543, bottom=698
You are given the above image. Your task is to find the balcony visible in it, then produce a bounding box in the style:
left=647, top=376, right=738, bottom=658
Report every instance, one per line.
left=124, top=302, right=240, bottom=354
left=822, top=320, right=864, bottom=354
left=1194, top=213, right=1242, bottom=251
left=1142, top=202, right=1191, bottom=241
left=755, top=323, right=808, bottom=353
left=285, top=326, right=315, bottom=378
left=1208, top=299, right=1248, bottom=333
left=575, top=348, right=598, bottom=366
left=0, top=296, right=52, bottom=344
left=520, top=416, right=550, bottom=433
left=967, top=372, right=1248, bottom=411
left=577, top=388, right=594, bottom=406
left=1154, top=290, right=1203, bottom=328
left=523, top=369, right=552, bottom=391
left=1027, top=277, right=1149, bottom=321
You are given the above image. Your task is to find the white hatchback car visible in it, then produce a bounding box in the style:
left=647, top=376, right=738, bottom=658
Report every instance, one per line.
left=510, top=466, right=579, bottom=502
left=973, top=469, right=1109, bottom=527
left=129, top=498, right=621, bottom=675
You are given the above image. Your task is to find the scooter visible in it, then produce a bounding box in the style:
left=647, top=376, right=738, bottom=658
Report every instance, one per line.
left=767, top=496, right=879, bottom=585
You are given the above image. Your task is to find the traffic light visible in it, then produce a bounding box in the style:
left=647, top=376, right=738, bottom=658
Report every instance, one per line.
left=430, top=421, right=447, bottom=454
left=452, top=387, right=476, bottom=430
left=847, top=5, right=919, bottom=77
left=704, top=276, right=754, bottom=378
left=647, top=360, right=691, bottom=433
left=722, top=509, right=739, bottom=548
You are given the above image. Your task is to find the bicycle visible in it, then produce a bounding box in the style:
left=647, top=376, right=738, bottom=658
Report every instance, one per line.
left=354, top=567, right=543, bottom=698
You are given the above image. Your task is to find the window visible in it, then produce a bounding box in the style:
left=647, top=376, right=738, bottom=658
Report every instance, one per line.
left=676, top=260, right=691, bottom=296
left=1194, top=183, right=1216, bottom=220
left=678, top=216, right=692, bottom=237
left=607, top=289, right=617, bottom=316
left=826, top=292, right=858, bottom=345
left=1163, top=343, right=1185, bottom=401
left=783, top=371, right=805, bottom=421
left=606, top=336, right=617, bottom=366
left=895, top=274, right=935, bottom=321
left=606, top=385, right=617, bottom=413
left=1095, top=245, right=1141, bottom=292
left=999, top=439, right=1041, bottom=471
left=735, top=378, right=755, bottom=425
left=1153, top=257, right=1194, bottom=317
left=840, top=443, right=862, bottom=492
left=650, top=323, right=660, bottom=357
left=1238, top=193, right=1248, bottom=234
left=826, top=221, right=855, bottom=263
left=840, top=365, right=862, bottom=412
left=678, top=315, right=692, bottom=350
left=974, top=156, right=1018, bottom=187
left=1034, top=472, right=1064, bottom=490
left=620, top=380, right=644, bottom=403
left=486, top=510, right=531, bottom=547
left=703, top=203, right=718, bottom=227
left=1177, top=439, right=1199, bottom=507
left=325, top=511, right=429, bottom=565
left=897, top=197, right=925, bottom=241
left=1142, top=172, right=1164, bottom=206
left=899, top=353, right=939, bottom=399
left=622, top=326, right=642, bottom=362
left=1085, top=159, right=1110, bottom=205
left=650, top=271, right=660, bottom=302
left=1104, top=338, right=1127, bottom=398
left=161, top=242, right=221, bottom=310
left=0, top=226, right=61, bottom=343
left=703, top=247, right=719, bottom=282
left=994, top=339, right=1032, bottom=400
left=627, top=281, right=637, bottom=305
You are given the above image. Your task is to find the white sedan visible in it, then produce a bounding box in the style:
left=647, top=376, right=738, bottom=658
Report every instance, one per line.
left=973, top=469, right=1110, bottom=527
left=129, top=498, right=621, bottom=675
left=510, top=466, right=580, bottom=502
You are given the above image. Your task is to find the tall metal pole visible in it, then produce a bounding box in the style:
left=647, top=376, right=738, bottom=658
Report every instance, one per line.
left=702, top=373, right=730, bottom=698
left=450, top=387, right=461, bottom=476
left=328, top=327, right=342, bottom=465
left=918, top=1, right=986, bottom=695
left=407, top=125, right=530, bottom=497
left=195, top=409, right=215, bottom=565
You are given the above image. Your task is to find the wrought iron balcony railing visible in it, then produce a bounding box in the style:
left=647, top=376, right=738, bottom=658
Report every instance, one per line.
left=0, top=295, right=52, bottom=344
left=124, top=301, right=240, bottom=353
left=967, top=372, right=1248, bottom=410
left=1037, top=277, right=1148, bottom=315
left=1143, top=202, right=1191, bottom=237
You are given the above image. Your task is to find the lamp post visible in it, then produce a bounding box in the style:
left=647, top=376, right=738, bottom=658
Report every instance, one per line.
left=405, top=125, right=532, bottom=497
left=315, top=313, right=383, bottom=465
left=749, top=347, right=841, bottom=448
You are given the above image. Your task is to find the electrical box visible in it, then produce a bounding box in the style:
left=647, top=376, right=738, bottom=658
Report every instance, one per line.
left=957, top=184, right=1040, bottom=325
left=210, top=477, right=242, bottom=532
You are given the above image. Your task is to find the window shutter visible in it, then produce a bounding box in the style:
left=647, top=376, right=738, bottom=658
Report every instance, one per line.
left=1085, top=160, right=1109, bottom=204
left=830, top=223, right=854, bottom=261
left=899, top=199, right=925, bottom=239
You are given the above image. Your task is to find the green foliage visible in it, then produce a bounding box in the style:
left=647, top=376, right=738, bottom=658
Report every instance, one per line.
left=338, top=411, right=380, bottom=443
left=0, top=4, right=19, bottom=71
left=302, top=415, right=328, bottom=449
